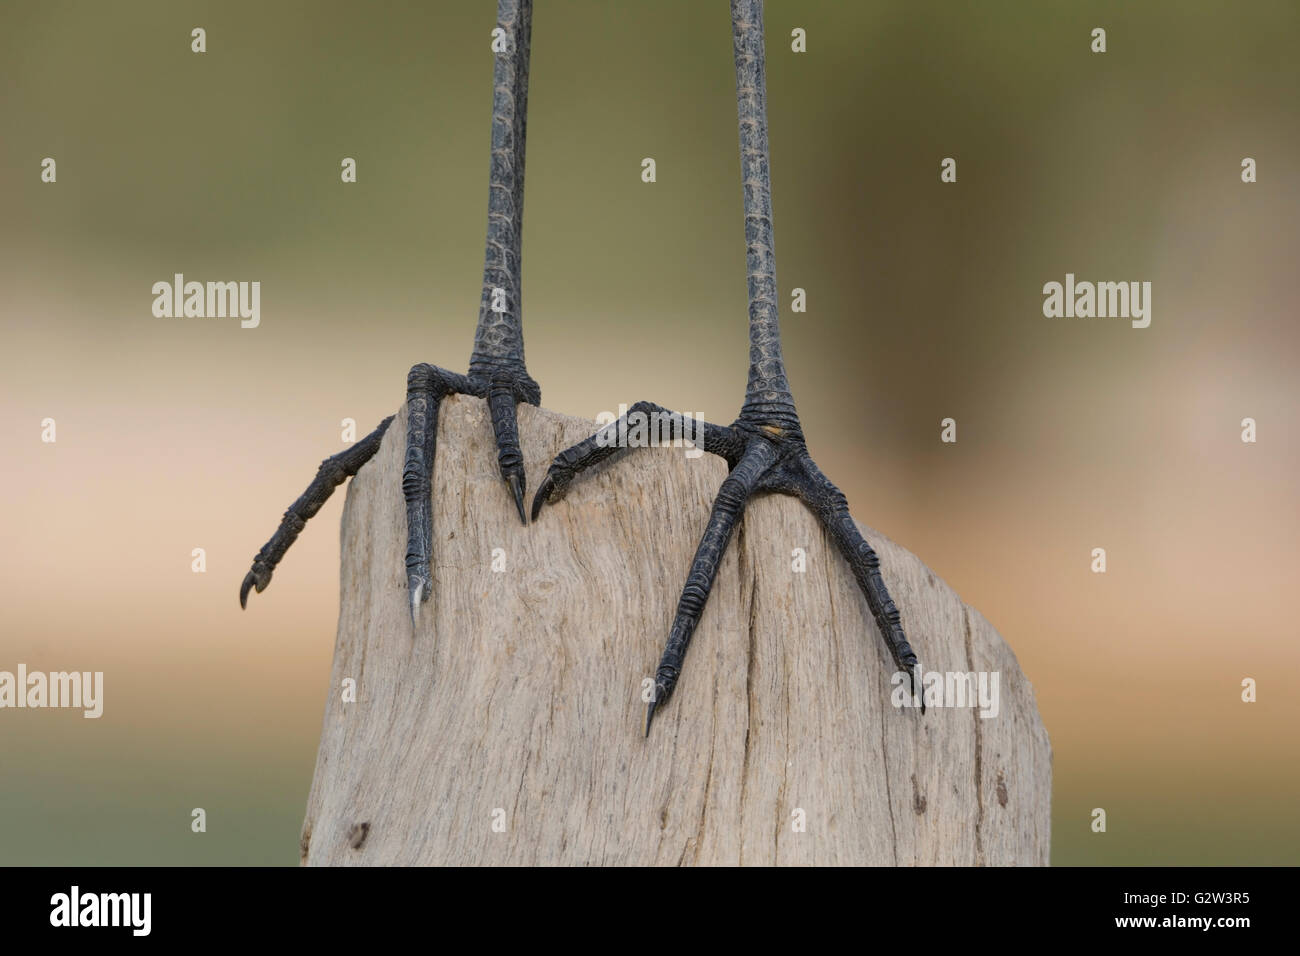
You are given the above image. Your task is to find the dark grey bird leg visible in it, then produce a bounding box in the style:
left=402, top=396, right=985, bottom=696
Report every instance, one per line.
left=402, top=364, right=473, bottom=620
left=242, top=0, right=541, bottom=617
left=731, top=0, right=796, bottom=432
left=240, top=415, right=394, bottom=608
left=466, top=0, right=539, bottom=523
left=399, top=0, right=536, bottom=625
left=645, top=439, right=775, bottom=733
left=791, top=458, right=922, bottom=711
left=532, top=402, right=742, bottom=518
left=535, top=0, right=919, bottom=734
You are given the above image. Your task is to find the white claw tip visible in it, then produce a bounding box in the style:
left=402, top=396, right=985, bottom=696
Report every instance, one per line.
left=409, top=582, right=424, bottom=627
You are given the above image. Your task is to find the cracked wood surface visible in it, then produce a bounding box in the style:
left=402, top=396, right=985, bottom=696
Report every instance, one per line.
left=300, top=396, right=1051, bottom=865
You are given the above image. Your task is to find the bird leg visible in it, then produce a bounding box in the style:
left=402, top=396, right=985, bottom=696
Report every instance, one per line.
left=787, top=454, right=923, bottom=712
left=531, top=401, right=742, bottom=517
left=644, top=438, right=775, bottom=733
left=536, top=414, right=919, bottom=734
left=240, top=415, right=394, bottom=609
left=241, top=0, right=539, bottom=619
left=402, top=362, right=538, bottom=626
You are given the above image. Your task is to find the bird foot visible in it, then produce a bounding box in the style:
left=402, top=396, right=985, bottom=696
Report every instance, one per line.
left=535, top=406, right=918, bottom=735
left=240, top=362, right=540, bottom=629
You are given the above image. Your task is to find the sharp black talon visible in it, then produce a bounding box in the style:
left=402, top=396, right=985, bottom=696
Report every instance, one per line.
left=508, top=473, right=527, bottom=526
left=529, top=474, right=554, bottom=522
left=239, top=571, right=256, bottom=609
left=644, top=699, right=658, bottom=738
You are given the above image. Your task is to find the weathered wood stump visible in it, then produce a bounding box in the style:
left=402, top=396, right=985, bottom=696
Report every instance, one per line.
left=300, top=396, right=1051, bottom=865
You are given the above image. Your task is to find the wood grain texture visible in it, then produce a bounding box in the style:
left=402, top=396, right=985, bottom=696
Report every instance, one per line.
left=301, top=396, right=1051, bottom=866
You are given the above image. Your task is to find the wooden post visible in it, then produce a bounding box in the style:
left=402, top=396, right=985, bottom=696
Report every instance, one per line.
left=300, top=396, right=1051, bottom=865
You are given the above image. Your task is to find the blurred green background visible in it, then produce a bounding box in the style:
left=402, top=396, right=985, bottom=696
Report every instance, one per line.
left=1, top=0, right=1297, bottom=865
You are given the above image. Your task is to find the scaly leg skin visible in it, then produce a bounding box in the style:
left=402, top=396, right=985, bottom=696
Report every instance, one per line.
left=531, top=401, right=743, bottom=517
left=532, top=420, right=921, bottom=734
left=240, top=359, right=538, bottom=619
left=240, top=415, right=394, bottom=608
left=402, top=362, right=538, bottom=626
left=792, top=455, right=920, bottom=710
left=644, top=438, right=775, bottom=733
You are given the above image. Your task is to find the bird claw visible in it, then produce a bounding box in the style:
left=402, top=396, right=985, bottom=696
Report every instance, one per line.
left=507, top=473, right=527, bottom=526
left=529, top=472, right=563, bottom=521
left=906, top=661, right=926, bottom=715
left=239, top=567, right=268, bottom=609
left=408, top=575, right=427, bottom=629
left=644, top=678, right=675, bottom=738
